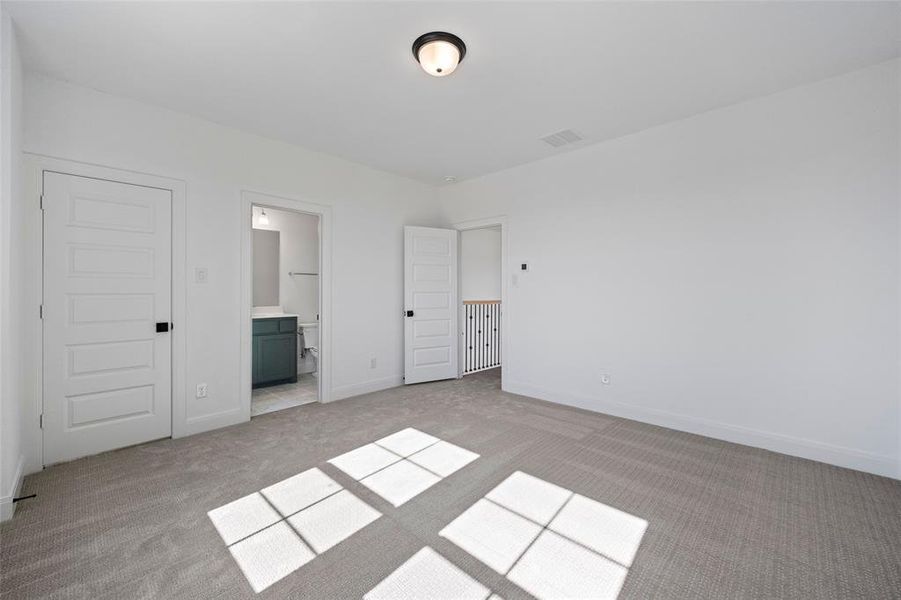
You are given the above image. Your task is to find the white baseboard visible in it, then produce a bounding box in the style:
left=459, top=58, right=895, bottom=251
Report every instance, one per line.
left=504, top=380, right=899, bottom=480
left=0, top=454, right=26, bottom=522
left=180, top=374, right=402, bottom=435
left=183, top=406, right=245, bottom=437
left=331, top=375, right=403, bottom=402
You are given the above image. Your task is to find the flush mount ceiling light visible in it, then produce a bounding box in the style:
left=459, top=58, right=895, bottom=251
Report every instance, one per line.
left=412, top=32, right=466, bottom=77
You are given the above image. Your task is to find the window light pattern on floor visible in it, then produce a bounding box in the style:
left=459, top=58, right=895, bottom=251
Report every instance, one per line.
left=328, top=428, right=479, bottom=507
left=440, top=471, right=648, bottom=600
left=208, top=467, right=380, bottom=593
left=365, top=547, right=504, bottom=600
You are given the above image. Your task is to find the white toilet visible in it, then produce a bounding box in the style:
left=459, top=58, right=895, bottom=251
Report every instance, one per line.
left=298, top=322, right=319, bottom=375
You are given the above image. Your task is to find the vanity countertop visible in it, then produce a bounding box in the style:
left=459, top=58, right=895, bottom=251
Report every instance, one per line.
left=252, top=313, right=300, bottom=320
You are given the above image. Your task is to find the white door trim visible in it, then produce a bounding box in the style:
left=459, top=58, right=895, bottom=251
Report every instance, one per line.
left=240, top=189, right=333, bottom=415
left=25, top=153, right=187, bottom=470
left=454, top=216, right=508, bottom=392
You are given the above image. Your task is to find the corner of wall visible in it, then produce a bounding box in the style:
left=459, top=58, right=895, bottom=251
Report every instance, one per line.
left=0, top=454, right=25, bottom=522
left=0, top=7, right=28, bottom=519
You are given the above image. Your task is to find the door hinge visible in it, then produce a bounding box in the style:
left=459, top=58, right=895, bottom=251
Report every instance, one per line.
left=39, top=305, right=43, bottom=319
left=39, top=194, right=44, bottom=210
left=39, top=414, right=43, bottom=429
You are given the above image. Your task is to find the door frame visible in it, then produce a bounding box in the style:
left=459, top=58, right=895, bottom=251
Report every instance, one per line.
left=240, top=190, right=333, bottom=416
left=454, top=215, right=508, bottom=390
left=25, top=154, right=187, bottom=470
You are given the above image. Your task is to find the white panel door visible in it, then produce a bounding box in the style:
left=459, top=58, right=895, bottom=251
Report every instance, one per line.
left=404, top=226, right=458, bottom=384
left=43, top=172, right=172, bottom=464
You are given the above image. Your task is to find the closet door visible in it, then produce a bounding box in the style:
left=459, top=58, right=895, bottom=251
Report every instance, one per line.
left=43, top=172, right=172, bottom=464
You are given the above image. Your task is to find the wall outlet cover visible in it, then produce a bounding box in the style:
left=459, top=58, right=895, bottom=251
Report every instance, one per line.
left=196, top=383, right=208, bottom=398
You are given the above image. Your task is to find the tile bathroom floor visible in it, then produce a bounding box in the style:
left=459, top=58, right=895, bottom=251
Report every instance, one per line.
left=251, top=376, right=318, bottom=416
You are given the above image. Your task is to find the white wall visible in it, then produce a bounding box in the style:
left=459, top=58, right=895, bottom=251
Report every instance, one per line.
left=252, top=205, right=319, bottom=323
left=439, top=60, right=901, bottom=478
left=12, top=57, right=900, bottom=483
left=0, top=11, right=25, bottom=520
left=461, top=227, right=501, bottom=301
left=20, top=74, right=441, bottom=474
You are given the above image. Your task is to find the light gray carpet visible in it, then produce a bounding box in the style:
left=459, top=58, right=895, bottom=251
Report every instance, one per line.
left=2, top=369, right=900, bottom=599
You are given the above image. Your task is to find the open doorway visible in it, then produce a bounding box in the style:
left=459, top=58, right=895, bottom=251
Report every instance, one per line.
left=250, top=204, right=320, bottom=416
left=458, top=224, right=503, bottom=382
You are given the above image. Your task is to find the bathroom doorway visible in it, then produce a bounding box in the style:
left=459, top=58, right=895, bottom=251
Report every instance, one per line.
left=457, top=220, right=505, bottom=385
left=249, top=204, right=321, bottom=416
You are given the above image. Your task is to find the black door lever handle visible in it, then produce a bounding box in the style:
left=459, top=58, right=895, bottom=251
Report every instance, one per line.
left=156, top=322, right=171, bottom=333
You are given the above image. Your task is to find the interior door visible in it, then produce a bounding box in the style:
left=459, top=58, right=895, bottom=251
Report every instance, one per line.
left=404, top=226, right=458, bottom=384
left=42, top=172, right=172, bottom=464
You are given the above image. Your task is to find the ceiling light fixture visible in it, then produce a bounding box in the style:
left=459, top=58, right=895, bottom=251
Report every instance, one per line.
left=412, top=32, right=466, bottom=77
left=258, top=209, right=269, bottom=226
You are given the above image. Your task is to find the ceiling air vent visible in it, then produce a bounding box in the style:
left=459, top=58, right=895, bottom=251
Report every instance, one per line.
left=540, top=129, right=583, bottom=148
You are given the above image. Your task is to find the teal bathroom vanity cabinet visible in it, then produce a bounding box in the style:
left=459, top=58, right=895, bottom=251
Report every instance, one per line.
left=252, top=316, right=298, bottom=388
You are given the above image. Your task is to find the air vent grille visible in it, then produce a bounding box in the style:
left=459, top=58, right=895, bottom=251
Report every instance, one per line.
left=540, top=129, right=583, bottom=148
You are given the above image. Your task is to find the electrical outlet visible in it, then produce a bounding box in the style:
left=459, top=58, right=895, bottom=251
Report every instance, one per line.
left=195, top=267, right=208, bottom=283
left=196, top=383, right=208, bottom=398
left=601, top=374, right=611, bottom=385
left=370, top=357, right=377, bottom=369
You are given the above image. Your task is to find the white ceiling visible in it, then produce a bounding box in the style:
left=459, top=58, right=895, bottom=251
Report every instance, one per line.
left=7, top=1, right=900, bottom=184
